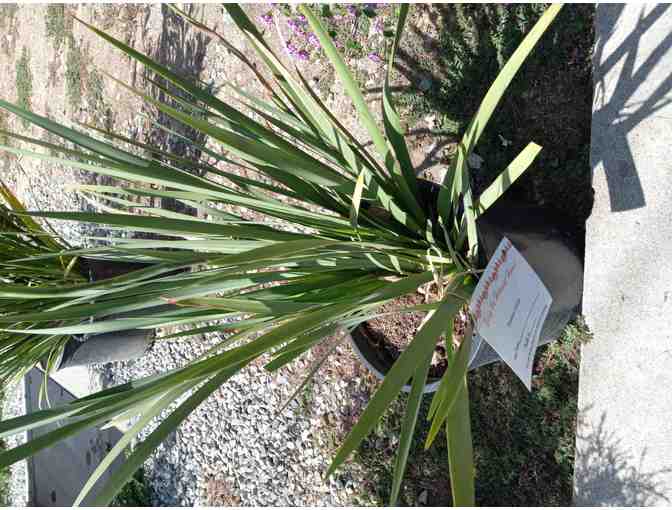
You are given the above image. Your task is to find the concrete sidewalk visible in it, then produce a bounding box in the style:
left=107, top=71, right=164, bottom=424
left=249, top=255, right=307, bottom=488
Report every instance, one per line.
left=24, top=369, right=123, bottom=506
left=575, top=4, right=672, bottom=506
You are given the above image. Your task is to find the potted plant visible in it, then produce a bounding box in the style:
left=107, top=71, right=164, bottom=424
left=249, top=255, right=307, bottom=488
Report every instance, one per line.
left=349, top=192, right=584, bottom=391
left=1, top=181, right=166, bottom=380
left=0, top=4, right=573, bottom=505
left=1, top=182, right=158, bottom=384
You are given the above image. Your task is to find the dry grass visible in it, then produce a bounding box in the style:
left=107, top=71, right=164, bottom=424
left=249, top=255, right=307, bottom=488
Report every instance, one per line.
left=204, top=476, right=241, bottom=506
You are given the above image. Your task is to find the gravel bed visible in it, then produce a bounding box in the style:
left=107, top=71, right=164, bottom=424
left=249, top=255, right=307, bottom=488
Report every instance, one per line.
left=99, top=332, right=373, bottom=506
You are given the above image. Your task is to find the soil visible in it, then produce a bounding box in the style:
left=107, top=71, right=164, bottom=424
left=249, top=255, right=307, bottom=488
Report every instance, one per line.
left=396, top=4, right=596, bottom=237
left=362, top=292, right=449, bottom=379
left=205, top=476, right=241, bottom=506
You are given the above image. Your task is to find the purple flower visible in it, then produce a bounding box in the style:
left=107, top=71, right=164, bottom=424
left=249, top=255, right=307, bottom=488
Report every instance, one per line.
left=286, top=41, right=298, bottom=56
left=368, top=52, right=382, bottom=63
left=373, top=18, right=384, bottom=33
left=296, top=49, right=310, bottom=61
left=307, top=32, right=320, bottom=47
left=288, top=16, right=307, bottom=33
left=296, top=27, right=307, bottom=38
left=260, top=12, right=273, bottom=27
left=346, top=5, right=358, bottom=17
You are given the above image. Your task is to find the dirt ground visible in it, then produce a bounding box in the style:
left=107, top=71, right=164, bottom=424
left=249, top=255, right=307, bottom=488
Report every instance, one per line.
left=0, top=4, right=447, bottom=213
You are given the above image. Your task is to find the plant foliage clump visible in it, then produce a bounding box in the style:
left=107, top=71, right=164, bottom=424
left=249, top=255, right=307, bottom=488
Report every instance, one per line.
left=0, top=4, right=563, bottom=506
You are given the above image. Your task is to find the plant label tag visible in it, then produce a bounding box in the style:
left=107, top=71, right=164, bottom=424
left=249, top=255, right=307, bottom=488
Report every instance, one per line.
left=469, top=237, right=552, bottom=390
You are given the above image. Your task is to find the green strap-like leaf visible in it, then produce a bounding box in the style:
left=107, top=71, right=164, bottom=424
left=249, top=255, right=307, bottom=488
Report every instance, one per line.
left=382, top=4, right=425, bottom=225
left=293, top=66, right=383, bottom=179
left=223, top=6, right=353, bottom=161
left=75, top=16, right=339, bottom=181
left=105, top=74, right=349, bottom=188
left=326, top=293, right=465, bottom=477
left=300, top=7, right=424, bottom=234
left=359, top=271, right=436, bottom=305
left=0, top=178, right=67, bottom=253
left=273, top=327, right=346, bottom=416
left=265, top=324, right=338, bottom=372
left=475, top=142, right=542, bottom=216
left=73, top=382, right=193, bottom=506
left=425, top=327, right=473, bottom=448
left=390, top=348, right=433, bottom=505
left=167, top=4, right=288, bottom=110
left=0, top=99, right=147, bottom=167
left=300, top=6, right=391, bottom=169
left=175, top=297, right=316, bottom=315
left=445, top=381, right=475, bottom=506
left=87, top=364, right=247, bottom=506
left=20, top=210, right=306, bottom=242
left=0, top=407, right=124, bottom=468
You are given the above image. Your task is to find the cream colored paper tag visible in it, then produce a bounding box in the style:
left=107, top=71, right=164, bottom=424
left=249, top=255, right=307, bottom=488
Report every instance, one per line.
left=469, top=237, right=552, bottom=390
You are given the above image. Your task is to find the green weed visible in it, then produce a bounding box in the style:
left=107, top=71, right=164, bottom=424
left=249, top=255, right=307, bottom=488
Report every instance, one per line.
left=0, top=110, right=8, bottom=146
left=85, top=67, right=112, bottom=129
left=45, top=4, right=72, bottom=51
left=15, top=47, right=32, bottom=128
left=0, top=4, right=18, bottom=27
left=65, top=41, right=83, bottom=111
left=111, top=467, right=151, bottom=507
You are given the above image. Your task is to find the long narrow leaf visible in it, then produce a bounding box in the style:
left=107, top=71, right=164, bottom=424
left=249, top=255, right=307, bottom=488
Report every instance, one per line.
left=390, top=348, right=433, bottom=505
left=382, top=5, right=425, bottom=225
left=300, top=6, right=390, bottom=169
left=445, top=381, right=475, bottom=506
left=73, top=382, right=192, bottom=506
left=475, top=142, right=542, bottom=215
left=438, top=4, right=562, bottom=221
left=0, top=100, right=147, bottom=167
left=88, top=363, right=247, bottom=506
left=425, top=327, right=473, bottom=448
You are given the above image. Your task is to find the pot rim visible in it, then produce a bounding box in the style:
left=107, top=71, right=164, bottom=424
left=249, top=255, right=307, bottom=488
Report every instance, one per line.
left=347, top=324, right=485, bottom=394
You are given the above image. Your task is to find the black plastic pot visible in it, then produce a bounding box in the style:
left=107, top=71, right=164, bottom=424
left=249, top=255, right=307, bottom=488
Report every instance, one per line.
left=55, top=329, right=155, bottom=370
left=349, top=181, right=584, bottom=392
left=77, top=257, right=155, bottom=282
left=52, top=258, right=157, bottom=371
